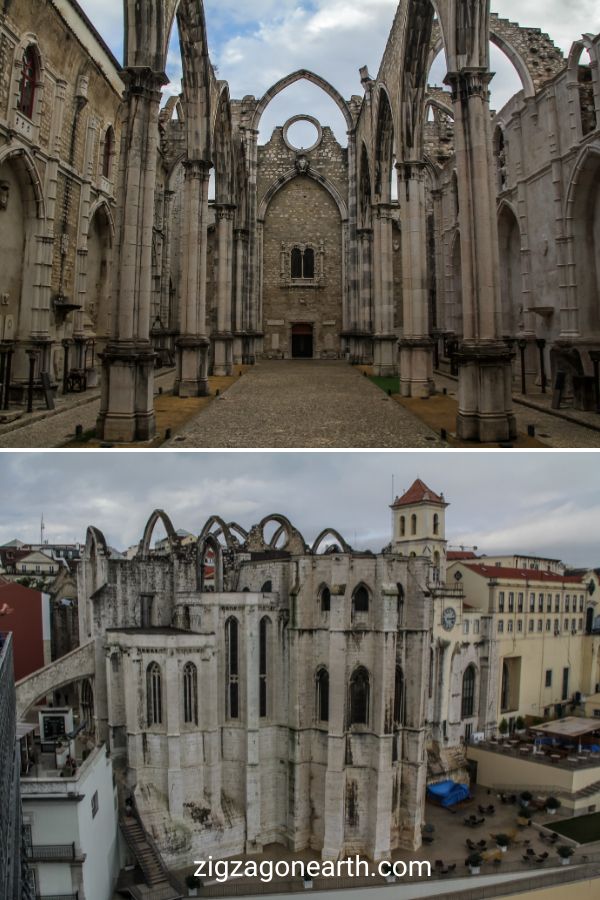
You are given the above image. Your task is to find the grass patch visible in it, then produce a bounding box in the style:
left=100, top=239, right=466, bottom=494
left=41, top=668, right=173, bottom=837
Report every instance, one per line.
left=369, top=375, right=400, bottom=395
left=545, top=811, right=600, bottom=843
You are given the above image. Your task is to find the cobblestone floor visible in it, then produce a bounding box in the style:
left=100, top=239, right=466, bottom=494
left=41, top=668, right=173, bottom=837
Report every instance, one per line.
left=164, top=361, right=446, bottom=448
left=2, top=361, right=599, bottom=449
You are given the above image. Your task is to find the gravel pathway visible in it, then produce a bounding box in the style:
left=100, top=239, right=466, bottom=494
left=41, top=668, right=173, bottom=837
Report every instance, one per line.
left=164, top=361, right=446, bottom=448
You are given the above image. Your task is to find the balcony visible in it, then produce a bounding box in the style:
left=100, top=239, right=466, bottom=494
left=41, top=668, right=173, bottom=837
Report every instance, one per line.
left=27, top=843, right=77, bottom=862
left=36, top=894, right=79, bottom=900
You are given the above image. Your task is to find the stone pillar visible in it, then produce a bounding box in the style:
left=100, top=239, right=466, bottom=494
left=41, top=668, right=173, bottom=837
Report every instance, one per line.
left=446, top=71, right=516, bottom=442
left=372, top=203, right=397, bottom=375
left=233, top=227, right=249, bottom=364
left=98, top=68, right=165, bottom=443
left=176, top=160, right=211, bottom=397
left=344, top=131, right=360, bottom=359
left=322, top=627, right=346, bottom=861
left=244, top=604, right=262, bottom=852
left=245, top=129, right=260, bottom=362
left=165, top=654, right=183, bottom=819
left=397, top=162, right=433, bottom=398
left=357, top=228, right=373, bottom=363
left=213, top=203, right=235, bottom=376
left=204, top=646, right=222, bottom=815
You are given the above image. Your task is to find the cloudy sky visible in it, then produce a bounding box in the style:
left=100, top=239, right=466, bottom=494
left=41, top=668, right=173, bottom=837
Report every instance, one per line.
left=0, top=452, right=598, bottom=566
left=78, top=0, right=600, bottom=142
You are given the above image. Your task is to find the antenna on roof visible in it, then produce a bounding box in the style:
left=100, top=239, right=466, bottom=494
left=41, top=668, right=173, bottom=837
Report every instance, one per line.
left=40, top=513, right=45, bottom=545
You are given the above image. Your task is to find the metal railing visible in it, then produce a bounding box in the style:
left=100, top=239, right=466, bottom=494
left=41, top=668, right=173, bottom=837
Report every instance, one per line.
left=27, top=843, right=77, bottom=861
left=36, top=894, right=79, bottom=900
left=470, top=740, right=600, bottom=771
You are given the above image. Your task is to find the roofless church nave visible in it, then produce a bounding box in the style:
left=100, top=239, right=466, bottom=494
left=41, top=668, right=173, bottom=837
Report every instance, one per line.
left=0, top=0, right=599, bottom=444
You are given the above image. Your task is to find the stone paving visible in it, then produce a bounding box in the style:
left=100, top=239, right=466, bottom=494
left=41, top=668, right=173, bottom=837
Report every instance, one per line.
left=163, top=360, right=446, bottom=448
left=2, top=361, right=600, bottom=449
left=434, top=374, right=600, bottom=449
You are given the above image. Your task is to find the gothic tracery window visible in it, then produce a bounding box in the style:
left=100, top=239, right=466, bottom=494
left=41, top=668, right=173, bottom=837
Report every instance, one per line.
left=291, top=246, right=315, bottom=280
left=17, top=46, right=37, bottom=119
left=147, top=662, right=162, bottom=726
left=183, top=662, right=198, bottom=725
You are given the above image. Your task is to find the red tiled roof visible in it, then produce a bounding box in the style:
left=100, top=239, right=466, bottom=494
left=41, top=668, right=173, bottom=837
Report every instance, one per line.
left=463, top=563, right=584, bottom=585
left=448, top=551, right=477, bottom=560
left=391, top=478, right=446, bottom=509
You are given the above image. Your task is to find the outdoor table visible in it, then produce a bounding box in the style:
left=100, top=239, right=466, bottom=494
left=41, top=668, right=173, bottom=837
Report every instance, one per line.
left=550, top=754, right=561, bottom=763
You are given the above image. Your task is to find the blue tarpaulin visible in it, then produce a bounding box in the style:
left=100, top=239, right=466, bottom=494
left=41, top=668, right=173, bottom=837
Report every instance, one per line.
left=427, top=780, right=471, bottom=807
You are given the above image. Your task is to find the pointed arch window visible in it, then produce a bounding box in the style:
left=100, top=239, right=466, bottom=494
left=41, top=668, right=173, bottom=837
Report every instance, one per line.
left=352, top=584, right=369, bottom=614
left=316, top=667, right=329, bottom=722
left=400, top=516, right=406, bottom=537
left=291, top=246, right=315, bottom=280
left=462, top=665, right=476, bottom=718
left=102, top=126, right=115, bottom=179
left=411, top=514, right=417, bottom=535
left=259, top=616, right=270, bottom=718
left=394, top=665, right=405, bottom=726
left=183, top=662, right=198, bottom=725
left=349, top=666, right=370, bottom=726
left=18, top=46, right=38, bottom=119
left=433, top=514, right=440, bottom=536
left=225, top=617, right=239, bottom=719
left=320, top=585, right=331, bottom=613
left=147, top=662, right=162, bottom=726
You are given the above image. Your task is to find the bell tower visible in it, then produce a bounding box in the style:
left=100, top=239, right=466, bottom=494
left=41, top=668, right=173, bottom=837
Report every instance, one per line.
left=391, top=478, right=448, bottom=581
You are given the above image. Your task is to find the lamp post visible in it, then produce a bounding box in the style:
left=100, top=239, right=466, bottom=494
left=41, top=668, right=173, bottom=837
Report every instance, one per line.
left=536, top=338, right=547, bottom=394
left=517, top=339, right=527, bottom=396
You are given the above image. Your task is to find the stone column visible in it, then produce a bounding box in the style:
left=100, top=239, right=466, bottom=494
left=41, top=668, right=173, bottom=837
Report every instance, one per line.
left=244, top=604, right=262, bottom=852
left=357, top=228, right=373, bottom=363
left=245, top=128, right=260, bottom=362
left=345, top=131, right=360, bottom=359
left=372, top=203, right=397, bottom=375
left=397, top=162, right=433, bottom=398
left=165, top=653, right=183, bottom=819
left=98, top=68, right=165, bottom=443
left=213, top=203, right=235, bottom=376
left=322, top=627, right=347, bottom=861
left=233, top=227, right=249, bottom=364
left=446, top=71, right=516, bottom=442
left=176, top=160, right=211, bottom=397
left=160, top=190, right=175, bottom=327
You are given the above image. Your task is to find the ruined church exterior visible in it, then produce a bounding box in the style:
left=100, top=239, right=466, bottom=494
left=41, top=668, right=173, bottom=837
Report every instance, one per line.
left=1, top=0, right=599, bottom=442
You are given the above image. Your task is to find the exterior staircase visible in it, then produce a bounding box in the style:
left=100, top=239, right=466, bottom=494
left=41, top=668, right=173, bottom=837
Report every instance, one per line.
left=120, top=811, right=182, bottom=900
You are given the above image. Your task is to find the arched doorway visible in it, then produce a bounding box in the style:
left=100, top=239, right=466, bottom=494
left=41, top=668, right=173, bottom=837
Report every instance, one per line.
left=291, top=323, right=313, bottom=358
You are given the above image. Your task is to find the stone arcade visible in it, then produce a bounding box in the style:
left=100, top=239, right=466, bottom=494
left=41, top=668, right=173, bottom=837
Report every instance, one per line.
left=1, top=1, right=599, bottom=442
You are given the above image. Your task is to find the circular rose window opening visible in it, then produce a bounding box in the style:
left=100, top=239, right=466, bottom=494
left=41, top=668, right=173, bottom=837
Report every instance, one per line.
left=283, top=116, right=323, bottom=152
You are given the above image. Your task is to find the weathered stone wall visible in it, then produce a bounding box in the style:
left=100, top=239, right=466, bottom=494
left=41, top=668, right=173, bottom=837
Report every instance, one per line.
left=258, top=125, right=348, bottom=359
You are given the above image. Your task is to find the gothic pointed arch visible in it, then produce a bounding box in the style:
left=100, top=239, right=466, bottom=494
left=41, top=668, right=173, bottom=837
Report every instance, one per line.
left=251, top=70, right=353, bottom=133
left=563, top=143, right=600, bottom=337
left=213, top=84, right=235, bottom=204
left=84, top=526, right=109, bottom=559
left=198, top=515, right=238, bottom=550
left=197, top=531, right=223, bottom=591
left=374, top=85, right=396, bottom=200
left=0, top=146, right=46, bottom=220
left=497, top=198, right=521, bottom=336
left=245, top=514, right=307, bottom=555
left=139, top=509, right=179, bottom=557
left=359, top=142, right=373, bottom=228
left=312, top=529, right=352, bottom=555
left=258, top=167, right=348, bottom=222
